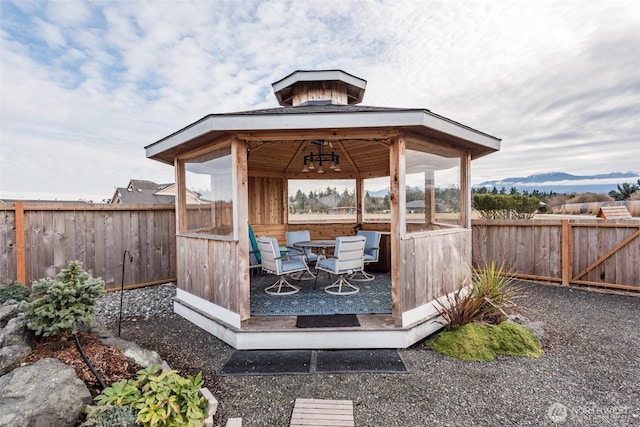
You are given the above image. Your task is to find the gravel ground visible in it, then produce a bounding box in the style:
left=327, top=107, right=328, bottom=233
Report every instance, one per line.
left=96, top=283, right=640, bottom=427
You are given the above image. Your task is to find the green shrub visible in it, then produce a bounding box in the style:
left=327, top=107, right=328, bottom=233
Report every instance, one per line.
left=428, top=321, right=542, bottom=361
left=20, top=260, right=104, bottom=337
left=93, top=365, right=208, bottom=427
left=473, top=194, right=540, bottom=219
left=0, top=280, right=31, bottom=303
left=82, top=405, right=141, bottom=427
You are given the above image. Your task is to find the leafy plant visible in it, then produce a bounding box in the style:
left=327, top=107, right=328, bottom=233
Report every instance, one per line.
left=0, top=280, right=31, bottom=303
left=20, top=260, right=104, bottom=337
left=94, top=379, right=142, bottom=407
left=82, top=405, right=141, bottom=427
left=93, top=365, right=208, bottom=427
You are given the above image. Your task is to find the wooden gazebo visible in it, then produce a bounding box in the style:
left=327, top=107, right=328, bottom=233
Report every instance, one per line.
left=145, top=70, right=500, bottom=349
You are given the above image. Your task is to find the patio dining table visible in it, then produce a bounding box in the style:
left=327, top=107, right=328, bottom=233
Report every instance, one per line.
left=293, top=239, right=336, bottom=254
left=289, top=240, right=336, bottom=281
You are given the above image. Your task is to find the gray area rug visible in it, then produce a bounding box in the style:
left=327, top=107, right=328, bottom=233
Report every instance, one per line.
left=250, top=272, right=391, bottom=316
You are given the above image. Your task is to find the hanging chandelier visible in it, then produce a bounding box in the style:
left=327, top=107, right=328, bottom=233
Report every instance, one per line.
left=301, top=140, right=340, bottom=173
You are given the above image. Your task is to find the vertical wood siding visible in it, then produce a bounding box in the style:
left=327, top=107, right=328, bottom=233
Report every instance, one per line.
left=399, top=229, right=472, bottom=313
left=177, top=235, right=240, bottom=313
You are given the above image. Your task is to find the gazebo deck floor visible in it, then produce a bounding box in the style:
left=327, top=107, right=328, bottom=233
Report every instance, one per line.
left=241, top=313, right=397, bottom=331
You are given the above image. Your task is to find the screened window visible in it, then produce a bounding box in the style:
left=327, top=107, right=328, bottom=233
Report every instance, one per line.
left=183, top=147, right=233, bottom=237
left=288, top=179, right=356, bottom=223
left=405, top=149, right=461, bottom=233
left=363, top=176, right=390, bottom=223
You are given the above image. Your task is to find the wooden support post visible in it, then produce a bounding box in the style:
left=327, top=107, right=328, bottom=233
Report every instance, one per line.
left=356, top=177, right=364, bottom=226
left=233, top=137, right=251, bottom=321
left=389, top=135, right=405, bottom=326
left=175, top=158, right=187, bottom=233
left=561, top=219, right=572, bottom=286
left=424, top=170, right=435, bottom=224
left=460, top=152, right=472, bottom=229
left=15, top=201, right=26, bottom=285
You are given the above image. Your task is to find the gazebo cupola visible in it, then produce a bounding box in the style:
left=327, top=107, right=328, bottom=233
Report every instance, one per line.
left=272, top=70, right=366, bottom=107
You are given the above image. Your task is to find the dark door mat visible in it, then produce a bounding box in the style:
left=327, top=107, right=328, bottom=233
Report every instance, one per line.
left=296, top=314, right=360, bottom=328
left=218, top=349, right=407, bottom=376
left=218, top=350, right=312, bottom=376
left=314, top=349, right=408, bottom=374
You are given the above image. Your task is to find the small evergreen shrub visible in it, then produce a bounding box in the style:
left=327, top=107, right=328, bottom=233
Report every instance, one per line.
left=20, top=260, right=104, bottom=337
left=93, top=364, right=208, bottom=427
left=81, top=405, right=141, bottom=427
left=0, top=280, right=31, bottom=303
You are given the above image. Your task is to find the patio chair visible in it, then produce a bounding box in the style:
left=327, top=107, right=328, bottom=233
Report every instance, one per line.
left=248, top=225, right=261, bottom=278
left=257, top=236, right=310, bottom=295
left=349, top=230, right=381, bottom=282
left=315, top=235, right=366, bottom=295
left=286, top=230, right=319, bottom=264
left=286, top=230, right=318, bottom=280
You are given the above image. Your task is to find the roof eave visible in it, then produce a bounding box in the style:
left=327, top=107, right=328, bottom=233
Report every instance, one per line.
left=145, top=110, right=500, bottom=163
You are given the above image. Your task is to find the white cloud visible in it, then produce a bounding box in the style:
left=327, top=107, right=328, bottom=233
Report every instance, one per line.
left=1, top=0, right=638, bottom=200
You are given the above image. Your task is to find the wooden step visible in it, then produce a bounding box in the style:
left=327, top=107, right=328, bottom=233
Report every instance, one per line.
left=290, top=398, right=354, bottom=427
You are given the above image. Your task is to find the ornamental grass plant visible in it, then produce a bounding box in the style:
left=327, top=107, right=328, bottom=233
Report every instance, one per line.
left=430, top=261, right=541, bottom=360
left=435, top=261, right=526, bottom=329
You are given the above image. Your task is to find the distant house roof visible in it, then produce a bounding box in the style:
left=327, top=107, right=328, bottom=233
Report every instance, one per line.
left=317, top=193, right=341, bottom=208
left=406, top=200, right=426, bottom=209
left=111, top=180, right=175, bottom=205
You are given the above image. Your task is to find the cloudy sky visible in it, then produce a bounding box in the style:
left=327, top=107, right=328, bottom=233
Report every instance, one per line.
left=1, top=0, right=638, bottom=201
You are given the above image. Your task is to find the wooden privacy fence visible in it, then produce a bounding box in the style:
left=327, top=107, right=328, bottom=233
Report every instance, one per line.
left=472, top=219, right=640, bottom=291
left=0, top=202, right=176, bottom=290
left=2, top=203, right=639, bottom=292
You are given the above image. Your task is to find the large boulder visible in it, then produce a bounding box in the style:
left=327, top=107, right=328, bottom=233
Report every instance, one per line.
left=0, top=357, right=92, bottom=427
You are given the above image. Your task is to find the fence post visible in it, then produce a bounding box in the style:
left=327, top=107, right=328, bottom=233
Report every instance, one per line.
left=15, top=202, right=26, bottom=285
left=561, top=219, right=572, bottom=286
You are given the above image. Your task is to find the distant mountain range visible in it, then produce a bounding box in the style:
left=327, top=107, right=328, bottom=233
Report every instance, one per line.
left=476, top=172, right=640, bottom=194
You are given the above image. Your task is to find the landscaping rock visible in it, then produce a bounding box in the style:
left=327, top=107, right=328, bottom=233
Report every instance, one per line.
left=508, top=314, right=546, bottom=346
left=0, top=302, right=19, bottom=327
left=0, top=344, right=31, bottom=376
left=0, top=308, right=34, bottom=375
left=102, top=336, right=164, bottom=367
left=0, top=357, right=92, bottom=427
left=0, top=315, right=32, bottom=347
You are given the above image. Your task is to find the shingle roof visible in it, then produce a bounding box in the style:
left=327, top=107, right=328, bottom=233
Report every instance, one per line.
left=112, top=180, right=175, bottom=205
left=231, top=104, right=418, bottom=115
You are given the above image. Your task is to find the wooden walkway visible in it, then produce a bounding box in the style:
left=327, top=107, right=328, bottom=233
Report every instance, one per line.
left=290, top=398, right=354, bottom=427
